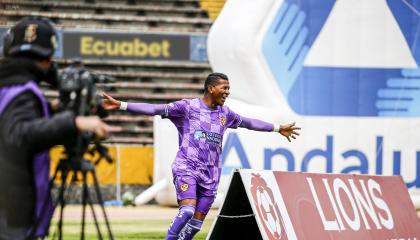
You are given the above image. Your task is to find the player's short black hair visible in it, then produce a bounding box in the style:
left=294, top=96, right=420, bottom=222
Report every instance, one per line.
left=204, top=72, right=228, bottom=93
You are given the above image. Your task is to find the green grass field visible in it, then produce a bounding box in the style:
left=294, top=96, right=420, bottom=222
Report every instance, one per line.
left=48, top=205, right=216, bottom=240
left=49, top=215, right=213, bottom=239
left=47, top=205, right=420, bottom=239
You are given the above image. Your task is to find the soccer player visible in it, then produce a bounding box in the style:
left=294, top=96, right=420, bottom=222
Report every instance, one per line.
left=102, top=73, right=301, bottom=240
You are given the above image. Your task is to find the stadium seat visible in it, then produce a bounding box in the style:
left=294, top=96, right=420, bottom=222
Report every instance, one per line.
left=0, top=0, right=208, bottom=18
left=0, top=10, right=212, bottom=32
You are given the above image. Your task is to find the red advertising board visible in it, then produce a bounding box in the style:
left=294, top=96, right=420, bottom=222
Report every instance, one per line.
left=207, top=170, right=420, bottom=240
left=270, top=172, right=420, bottom=239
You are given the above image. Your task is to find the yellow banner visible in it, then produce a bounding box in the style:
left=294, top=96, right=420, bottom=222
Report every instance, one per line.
left=49, top=145, right=153, bottom=185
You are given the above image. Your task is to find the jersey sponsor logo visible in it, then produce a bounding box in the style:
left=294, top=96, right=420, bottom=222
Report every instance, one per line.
left=194, top=130, right=207, bottom=140
left=194, top=130, right=222, bottom=146
left=262, top=0, right=420, bottom=117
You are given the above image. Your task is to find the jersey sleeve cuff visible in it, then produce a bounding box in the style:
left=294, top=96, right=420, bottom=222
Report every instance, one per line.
left=120, top=102, right=128, bottom=111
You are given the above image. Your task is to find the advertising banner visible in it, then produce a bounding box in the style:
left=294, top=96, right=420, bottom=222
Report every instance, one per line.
left=194, top=0, right=420, bottom=200
left=62, top=30, right=190, bottom=61
left=207, top=170, right=420, bottom=240
left=0, top=26, right=207, bottom=61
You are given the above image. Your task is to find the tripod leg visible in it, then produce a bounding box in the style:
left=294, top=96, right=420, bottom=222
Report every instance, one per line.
left=81, top=171, right=88, bottom=240
left=58, top=169, right=70, bottom=240
left=91, top=169, right=114, bottom=240
left=84, top=171, right=104, bottom=240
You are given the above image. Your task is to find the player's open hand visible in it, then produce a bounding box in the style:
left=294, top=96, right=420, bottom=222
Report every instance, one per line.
left=102, top=92, right=121, bottom=110
left=279, top=122, right=301, bottom=142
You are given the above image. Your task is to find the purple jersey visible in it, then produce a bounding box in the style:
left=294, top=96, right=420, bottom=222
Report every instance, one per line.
left=162, top=98, right=242, bottom=190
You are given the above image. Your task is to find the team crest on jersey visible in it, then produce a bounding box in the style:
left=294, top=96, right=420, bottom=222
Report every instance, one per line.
left=24, top=24, right=38, bottom=43
left=220, top=116, right=226, bottom=126
left=180, top=183, right=189, bottom=192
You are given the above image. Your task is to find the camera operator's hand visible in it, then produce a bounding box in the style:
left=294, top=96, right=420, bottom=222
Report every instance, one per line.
left=75, top=116, right=110, bottom=140
left=49, top=99, right=60, bottom=112
left=102, top=92, right=121, bottom=110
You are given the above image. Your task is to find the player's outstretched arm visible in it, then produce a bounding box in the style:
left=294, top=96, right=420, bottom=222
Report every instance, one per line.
left=239, top=116, right=275, bottom=132
left=102, top=92, right=165, bottom=116
left=239, top=117, right=301, bottom=142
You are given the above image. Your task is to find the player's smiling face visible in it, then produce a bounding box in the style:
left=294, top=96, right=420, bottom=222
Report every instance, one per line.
left=210, top=79, right=230, bottom=106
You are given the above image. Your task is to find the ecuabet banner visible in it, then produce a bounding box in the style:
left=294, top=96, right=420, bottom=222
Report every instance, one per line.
left=0, top=27, right=208, bottom=61
left=62, top=30, right=190, bottom=61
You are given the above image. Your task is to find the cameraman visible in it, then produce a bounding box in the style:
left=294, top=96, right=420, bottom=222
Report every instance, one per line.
left=0, top=17, right=110, bottom=240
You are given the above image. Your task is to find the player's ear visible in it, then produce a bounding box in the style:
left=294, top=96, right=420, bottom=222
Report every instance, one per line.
left=208, top=85, right=214, bottom=94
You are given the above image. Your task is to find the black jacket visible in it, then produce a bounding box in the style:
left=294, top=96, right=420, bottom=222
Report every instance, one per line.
left=0, top=58, right=77, bottom=239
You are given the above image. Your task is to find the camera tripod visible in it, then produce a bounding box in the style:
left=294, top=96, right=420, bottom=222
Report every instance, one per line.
left=49, top=143, right=114, bottom=240
left=30, top=60, right=115, bottom=239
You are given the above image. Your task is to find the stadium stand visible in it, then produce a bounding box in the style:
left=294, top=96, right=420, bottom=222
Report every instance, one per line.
left=199, top=0, right=225, bottom=20
left=0, top=0, right=219, bottom=144
left=0, top=11, right=212, bottom=33
left=0, top=0, right=212, bottom=32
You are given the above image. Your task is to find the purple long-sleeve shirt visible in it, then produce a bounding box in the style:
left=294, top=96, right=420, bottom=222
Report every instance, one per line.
left=127, top=98, right=273, bottom=190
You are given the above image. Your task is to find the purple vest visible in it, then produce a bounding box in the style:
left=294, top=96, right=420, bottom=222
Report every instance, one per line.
left=0, top=81, right=53, bottom=238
